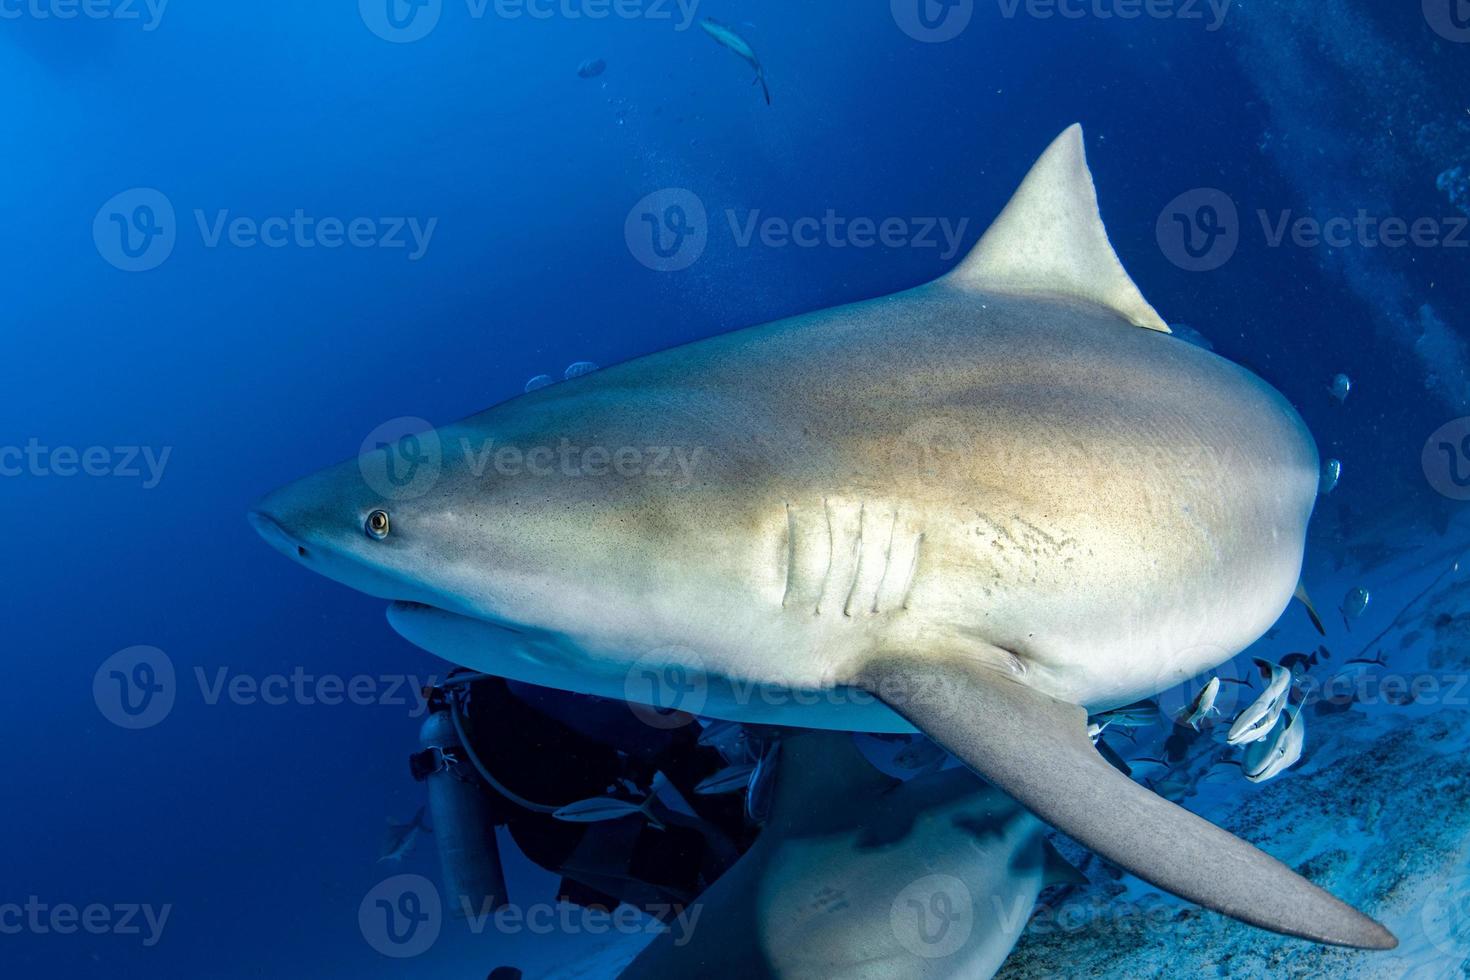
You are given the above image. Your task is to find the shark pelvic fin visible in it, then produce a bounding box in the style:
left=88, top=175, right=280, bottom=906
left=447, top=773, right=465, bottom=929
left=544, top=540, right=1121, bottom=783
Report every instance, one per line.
left=1042, top=841, right=1088, bottom=888
left=945, top=124, right=1170, bottom=334
left=766, top=731, right=898, bottom=832
left=854, top=650, right=1397, bottom=950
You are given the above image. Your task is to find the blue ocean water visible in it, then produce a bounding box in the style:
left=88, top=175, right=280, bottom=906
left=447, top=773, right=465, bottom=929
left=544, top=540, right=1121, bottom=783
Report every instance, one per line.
left=4, top=2, right=1470, bottom=977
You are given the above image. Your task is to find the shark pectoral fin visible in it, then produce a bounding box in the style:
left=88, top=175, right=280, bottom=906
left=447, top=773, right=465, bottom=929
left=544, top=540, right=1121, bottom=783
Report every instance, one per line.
left=854, top=652, right=1398, bottom=950
left=944, top=123, right=1170, bottom=334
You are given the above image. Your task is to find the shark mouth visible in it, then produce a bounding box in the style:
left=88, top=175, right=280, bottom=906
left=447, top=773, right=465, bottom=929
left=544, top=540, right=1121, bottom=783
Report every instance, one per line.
left=384, top=600, right=623, bottom=701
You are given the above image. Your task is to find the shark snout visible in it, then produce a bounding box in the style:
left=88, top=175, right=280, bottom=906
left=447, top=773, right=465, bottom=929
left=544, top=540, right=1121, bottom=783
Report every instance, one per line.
left=249, top=509, right=309, bottom=562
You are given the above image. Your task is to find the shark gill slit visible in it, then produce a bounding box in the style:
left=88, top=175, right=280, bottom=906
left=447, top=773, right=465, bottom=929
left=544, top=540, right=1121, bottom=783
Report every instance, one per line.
left=872, top=509, right=900, bottom=614
left=841, top=502, right=868, bottom=618
left=901, top=533, right=925, bottom=610
left=816, top=497, right=834, bottom=616
left=780, top=502, right=795, bottom=609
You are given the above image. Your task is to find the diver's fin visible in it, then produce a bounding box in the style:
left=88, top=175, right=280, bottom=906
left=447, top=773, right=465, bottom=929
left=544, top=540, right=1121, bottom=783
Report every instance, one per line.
left=1042, top=842, right=1088, bottom=888
left=854, top=651, right=1397, bottom=950
left=945, top=124, right=1170, bottom=334
left=1295, top=581, right=1327, bottom=636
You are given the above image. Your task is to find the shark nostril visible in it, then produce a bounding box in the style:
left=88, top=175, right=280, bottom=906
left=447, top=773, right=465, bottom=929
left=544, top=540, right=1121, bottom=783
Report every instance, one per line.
left=296, top=545, right=309, bottom=559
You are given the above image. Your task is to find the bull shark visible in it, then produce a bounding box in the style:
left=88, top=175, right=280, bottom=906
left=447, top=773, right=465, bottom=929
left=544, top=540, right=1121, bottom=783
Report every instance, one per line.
left=251, top=125, right=1396, bottom=950
left=622, top=731, right=1082, bottom=979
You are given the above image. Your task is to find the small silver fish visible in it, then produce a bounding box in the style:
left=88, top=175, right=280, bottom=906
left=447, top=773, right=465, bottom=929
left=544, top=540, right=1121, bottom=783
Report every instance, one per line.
left=1328, top=373, right=1352, bottom=402
left=696, top=718, right=743, bottom=748
left=553, top=794, right=664, bottom=830
left=700, top=18, right=771, bottom=105
left=1227, top=660, right=1291, bottom=745
left=564, top=361, right=600, bottom=380
left=1178, top=676, right=1221, bottom=730
left=1319, top=458, right=1341, bottom=495
left=746, top=740, right=780, bottom=822
left=1243, top=705, right=1305, bottom=783
left=378, top=805, right=431, bottom=863
left=524, top=374, right=554, bottom=393
left=694, top=763, right=756, bottom=795
left=1341, top=587, right=1371, bottom=629
left=1127, top=757, right=1171, bottom=775
left=1094, top=699, right=1160, bottom=729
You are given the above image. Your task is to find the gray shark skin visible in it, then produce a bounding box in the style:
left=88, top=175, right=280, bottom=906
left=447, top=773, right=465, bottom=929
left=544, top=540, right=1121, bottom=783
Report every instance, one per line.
left=622, top=733, right=1077, bottom=979
left=251, top=126, right=1396, bottom=950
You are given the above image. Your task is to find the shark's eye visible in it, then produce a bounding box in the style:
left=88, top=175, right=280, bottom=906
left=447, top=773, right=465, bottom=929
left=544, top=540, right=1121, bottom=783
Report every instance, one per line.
left=365, top=509, right=391, bottom=540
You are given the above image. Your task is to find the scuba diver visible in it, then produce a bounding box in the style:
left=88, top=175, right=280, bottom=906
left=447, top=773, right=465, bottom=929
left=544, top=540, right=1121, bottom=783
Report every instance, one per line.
left=410, top=671, right=755, bottom=921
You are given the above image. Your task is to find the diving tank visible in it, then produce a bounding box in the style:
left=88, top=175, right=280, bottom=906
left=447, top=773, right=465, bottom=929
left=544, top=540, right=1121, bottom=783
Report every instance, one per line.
left=419, top=707, right=507, bottom=919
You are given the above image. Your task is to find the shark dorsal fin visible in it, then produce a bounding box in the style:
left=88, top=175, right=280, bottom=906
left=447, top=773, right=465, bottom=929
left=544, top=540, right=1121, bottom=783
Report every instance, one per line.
left=945, top=124, right=1170, bottom=334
